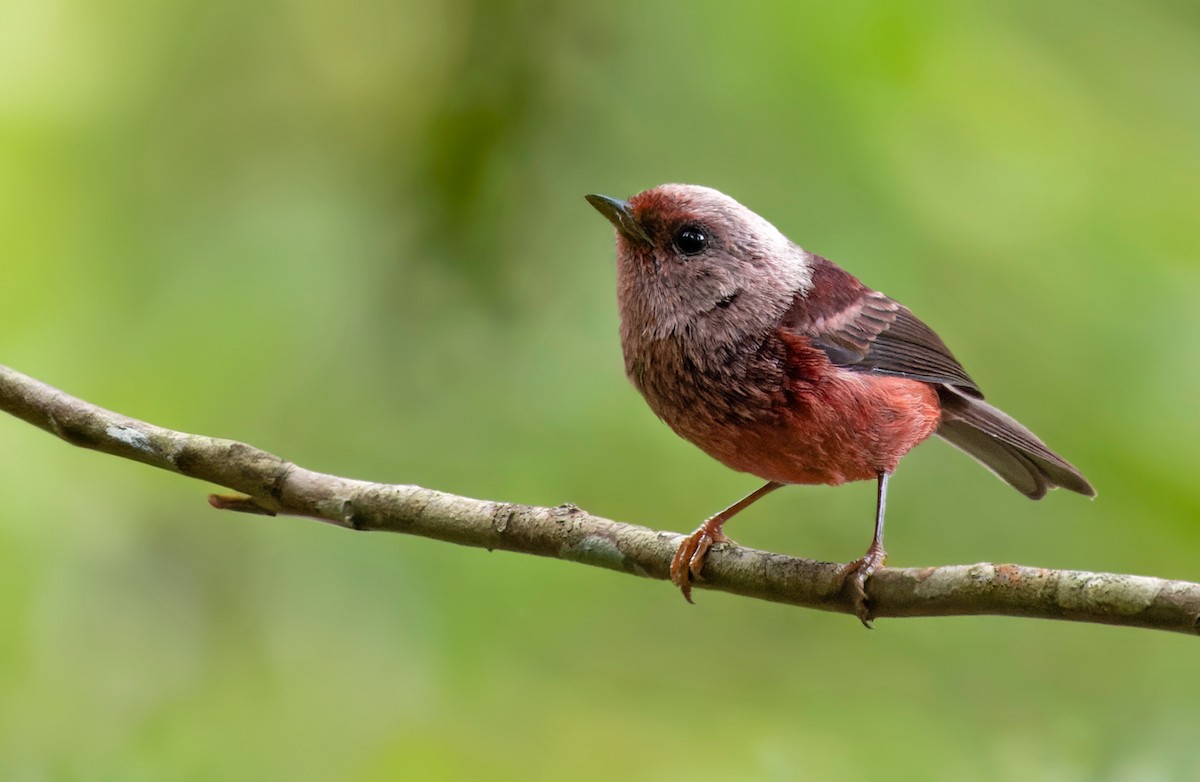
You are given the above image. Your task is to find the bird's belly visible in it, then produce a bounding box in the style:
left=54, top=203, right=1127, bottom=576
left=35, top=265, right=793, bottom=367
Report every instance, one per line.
left=666, top=372, right=941, bottom=486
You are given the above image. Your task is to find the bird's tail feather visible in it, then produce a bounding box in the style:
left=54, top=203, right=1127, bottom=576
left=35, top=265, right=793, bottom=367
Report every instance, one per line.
left=936, top=387, right=1095, bottom=499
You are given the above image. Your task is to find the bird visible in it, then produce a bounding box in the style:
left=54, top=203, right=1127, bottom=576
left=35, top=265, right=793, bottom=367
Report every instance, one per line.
left=585, top=184, right=1094, bottom=624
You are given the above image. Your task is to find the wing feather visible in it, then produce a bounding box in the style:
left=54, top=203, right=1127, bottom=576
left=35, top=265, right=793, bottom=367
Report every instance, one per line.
left=786, top=256, right=981, bottom=396
left=779, top=254, right=1093, bottom=498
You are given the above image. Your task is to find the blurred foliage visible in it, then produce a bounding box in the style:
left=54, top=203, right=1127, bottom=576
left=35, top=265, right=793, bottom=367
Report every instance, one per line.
left=2, top=0, right=1200, bottom=779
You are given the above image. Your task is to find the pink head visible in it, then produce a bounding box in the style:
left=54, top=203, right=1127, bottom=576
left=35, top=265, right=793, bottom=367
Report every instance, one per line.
left=586, top=184, right=813, bottom=349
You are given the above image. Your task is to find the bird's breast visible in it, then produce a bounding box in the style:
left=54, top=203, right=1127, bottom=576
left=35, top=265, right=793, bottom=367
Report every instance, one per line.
left=624, top=331, right=941, bottom=486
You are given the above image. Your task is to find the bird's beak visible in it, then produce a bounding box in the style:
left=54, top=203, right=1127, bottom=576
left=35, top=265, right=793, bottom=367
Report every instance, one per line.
left=585, top=194, right=652, bottom=246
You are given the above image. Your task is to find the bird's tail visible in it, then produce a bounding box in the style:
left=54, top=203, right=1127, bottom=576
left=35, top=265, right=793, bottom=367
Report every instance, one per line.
left=936, top=387, right=1095, bottom=499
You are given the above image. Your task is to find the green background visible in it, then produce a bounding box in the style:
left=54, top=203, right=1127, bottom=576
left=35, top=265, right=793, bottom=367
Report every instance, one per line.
left=3, top=1, right=1199, bottom=779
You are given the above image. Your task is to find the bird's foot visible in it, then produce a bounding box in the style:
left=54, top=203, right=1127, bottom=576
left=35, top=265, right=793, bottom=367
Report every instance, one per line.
left=839, top=543, right=887, bottom=628
left=669, top=519, right=734, bottom=603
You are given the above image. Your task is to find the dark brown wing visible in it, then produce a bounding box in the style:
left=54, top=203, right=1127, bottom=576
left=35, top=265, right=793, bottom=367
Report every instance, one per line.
left=783, top=255, right=1094, bottom=498
left=785, top=255, right=982, bottom=397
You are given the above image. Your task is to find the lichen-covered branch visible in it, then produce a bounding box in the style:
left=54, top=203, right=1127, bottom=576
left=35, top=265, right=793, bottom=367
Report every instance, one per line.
left=2, top=363, right=1197, bottom=636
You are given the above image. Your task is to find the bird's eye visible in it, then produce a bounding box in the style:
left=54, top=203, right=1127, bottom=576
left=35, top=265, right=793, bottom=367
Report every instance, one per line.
left=672, top=227, right=708, bottom=256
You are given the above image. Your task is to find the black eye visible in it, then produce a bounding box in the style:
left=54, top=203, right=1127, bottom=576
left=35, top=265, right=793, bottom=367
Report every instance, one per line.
left=672, top=227, right=708, bottom=256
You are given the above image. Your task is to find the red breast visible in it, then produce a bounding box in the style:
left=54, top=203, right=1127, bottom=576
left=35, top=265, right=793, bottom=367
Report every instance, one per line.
left=680, top=330, right=942, bottom=486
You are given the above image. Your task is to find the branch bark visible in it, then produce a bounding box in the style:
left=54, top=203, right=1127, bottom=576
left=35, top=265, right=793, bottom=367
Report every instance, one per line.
left=2, top=363, right=1197, bottom=636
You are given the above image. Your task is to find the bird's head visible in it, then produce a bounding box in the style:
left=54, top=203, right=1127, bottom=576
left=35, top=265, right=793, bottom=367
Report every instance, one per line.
left=587, top=184, right=812, bottom=343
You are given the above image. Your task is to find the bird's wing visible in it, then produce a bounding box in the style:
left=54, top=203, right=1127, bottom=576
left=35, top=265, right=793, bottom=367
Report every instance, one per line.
left=783, top=255, right=982, bottom=397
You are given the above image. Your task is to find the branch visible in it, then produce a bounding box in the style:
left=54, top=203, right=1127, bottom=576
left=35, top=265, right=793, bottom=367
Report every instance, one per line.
left=2, top=363, right=1197, bottom=636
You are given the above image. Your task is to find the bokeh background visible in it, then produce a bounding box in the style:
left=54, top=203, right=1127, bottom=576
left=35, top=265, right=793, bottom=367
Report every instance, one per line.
left=3, top=1, right=1199, bottom=779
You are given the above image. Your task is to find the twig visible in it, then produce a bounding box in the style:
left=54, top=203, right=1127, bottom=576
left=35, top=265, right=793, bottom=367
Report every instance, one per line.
left=1, top=363, right=1196, bottom=635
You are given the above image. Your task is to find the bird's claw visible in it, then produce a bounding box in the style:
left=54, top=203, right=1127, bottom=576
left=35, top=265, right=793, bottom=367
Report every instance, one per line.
left=669, top=523, right=732, bottom=603
left=839, top=544, right=887, bottom=628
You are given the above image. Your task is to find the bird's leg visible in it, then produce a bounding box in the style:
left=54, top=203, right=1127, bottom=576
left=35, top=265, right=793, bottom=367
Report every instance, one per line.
left=670, top=481, right=783, bottom=603
left=840, top=471, right=890, bottom=628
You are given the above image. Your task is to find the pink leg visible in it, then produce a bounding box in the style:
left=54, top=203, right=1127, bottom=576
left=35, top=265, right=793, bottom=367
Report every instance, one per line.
left=670, top=482, right=783, bottom=603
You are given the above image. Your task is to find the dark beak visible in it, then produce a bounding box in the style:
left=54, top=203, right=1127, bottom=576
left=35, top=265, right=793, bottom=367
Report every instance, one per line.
left=585, top=194, right=652, bottom=246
